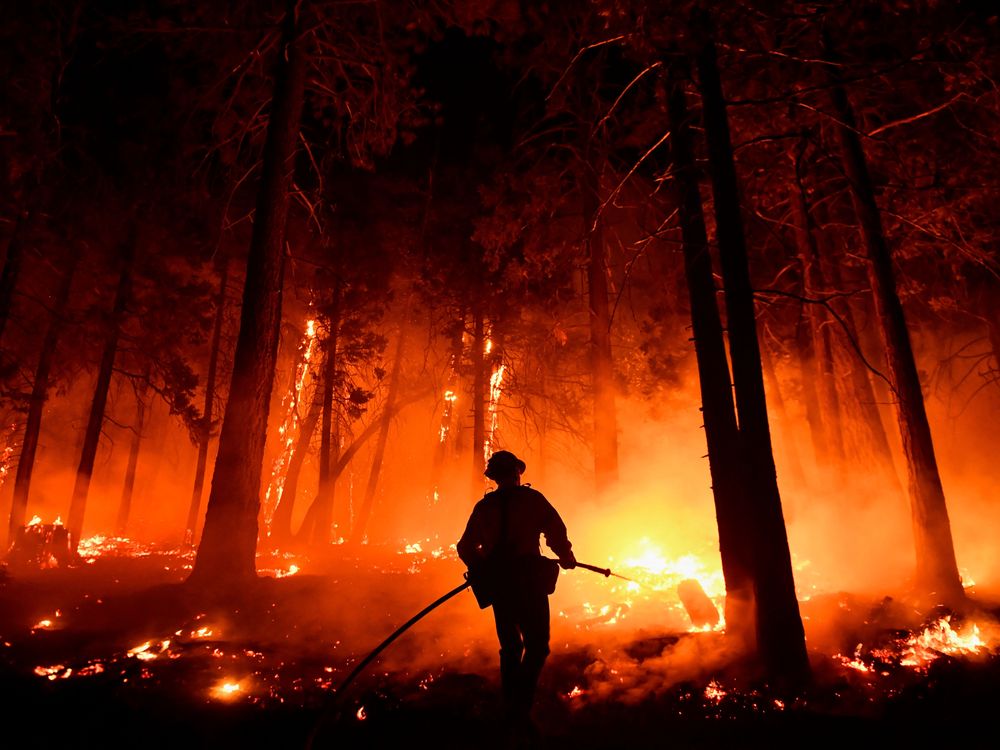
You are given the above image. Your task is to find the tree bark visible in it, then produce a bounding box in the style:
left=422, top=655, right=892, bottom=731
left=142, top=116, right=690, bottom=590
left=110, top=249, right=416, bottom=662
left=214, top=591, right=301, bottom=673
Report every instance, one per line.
left=67, top=229, right=137, bottom=547
left=758, top=332, right=807, bottom=487
left=350, top=328, right=405, bottom=543
left=664, top=65, right=755, bottom=643
left=7, top=252, right=77, bottom=545
left=184, top=255, right=229, bottom=545
left=825, top=45, right=963, bottom=604
left=115, top=374, right=150, bottom=535
left=695, top=23, right=811, bottom=684
left=190, top=0, right=308, bottom=587
left=581, top=157, right=619, bottom=491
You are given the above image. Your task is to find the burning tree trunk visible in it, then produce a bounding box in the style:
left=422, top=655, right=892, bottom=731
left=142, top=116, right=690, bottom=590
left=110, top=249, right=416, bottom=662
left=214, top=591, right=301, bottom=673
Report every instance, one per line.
left=824, top=44, right=963, bottom=604
left=581, top=157, right=619, bottom=492
left=790, top=149, right=846, bottom=463
left=664, top=64, right=755, bottom=646
left=351, top=328, right=405, bottom=544
left=269, top=397, right=320, bottom=545
left=7, top=252, right=77, bottom=544
left=115, top=373, right=150, bottom=535
left=184, top=255, right=229, bottom=545
left=310, top=285, right=341, bottom=548
left=695, top=22, right=811, bottom=684
left=190, top=0, right=308, bottom=587
left=430, top=318, right=465, bottom=495
left=67, top=228, right=137, bottom=547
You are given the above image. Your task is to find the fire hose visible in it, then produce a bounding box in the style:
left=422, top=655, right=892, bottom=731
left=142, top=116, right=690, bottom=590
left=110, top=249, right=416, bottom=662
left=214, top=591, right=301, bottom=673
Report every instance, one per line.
left=304, top=559, right=627, bottom=747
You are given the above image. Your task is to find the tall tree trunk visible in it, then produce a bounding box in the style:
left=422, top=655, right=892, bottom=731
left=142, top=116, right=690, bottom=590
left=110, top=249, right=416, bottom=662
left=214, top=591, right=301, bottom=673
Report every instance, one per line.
left=581, top=157, right=619, bottom=491
left=184, top=255, right=229, bottom=545
left=350, top=329, right=405, bottom=543
left=67, top=230, right=137, bottom=547
left=0, top=212, right=27, bottom=344
left=7, top=252, right=77, bottom=545
left=471, top=306, right=486, bottom=493
left=115, top=374, right=150, bottom=535
left=790, top=153, right=846, bottom=463
left=310, top=285, right=341, bottom=548
left=269, top=396, right=320, bottom=545
left=825, top=44, right=963, bottom=604
left=695, top=23, right=811, bottom=684
left=664, top=65, right=755, bottom=644
left=190, top=0, right=308, bottom=587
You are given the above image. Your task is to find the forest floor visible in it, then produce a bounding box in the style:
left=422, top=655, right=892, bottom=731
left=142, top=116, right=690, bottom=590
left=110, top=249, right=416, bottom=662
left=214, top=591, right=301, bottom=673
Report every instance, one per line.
left=1, top=540, right=999, bottom=750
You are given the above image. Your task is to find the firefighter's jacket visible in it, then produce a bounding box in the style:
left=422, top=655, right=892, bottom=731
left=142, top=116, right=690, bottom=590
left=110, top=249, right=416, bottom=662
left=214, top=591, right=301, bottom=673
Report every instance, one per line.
left=457, top=484, right=573, bottom=566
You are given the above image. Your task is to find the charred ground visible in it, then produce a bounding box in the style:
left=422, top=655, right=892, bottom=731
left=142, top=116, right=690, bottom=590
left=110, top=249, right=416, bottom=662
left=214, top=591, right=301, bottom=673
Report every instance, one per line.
left=2, top=547, right=998, bottom=749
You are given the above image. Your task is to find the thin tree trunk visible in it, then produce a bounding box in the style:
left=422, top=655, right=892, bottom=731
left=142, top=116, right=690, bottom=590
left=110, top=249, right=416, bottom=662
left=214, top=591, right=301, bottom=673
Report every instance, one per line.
left=695, top=23, right=811, bottom=684
left=115, top=374, right=150, bottom=535
left=581, top=157, right=619, bottom=491
left=269, top=396, right=321, bottom=545
left=185, top=255, right=229, bottom=545
left=825, top=44, right=963, bottom=604
left=67, top=229, right=137, bottom=547
left=791, top=154, right=846, bottom=463
left=664, top=64, right=755, bottom=645
left=190, top=0, right=308, bottom=587
left=7, top=253, right=77, bottom=545
left=311, top=284, right=341, bottom=548
left=0, top=212, right=27, bottom=344
left=351, top=329, right=405, bottom=543
left=430, top=317, right=465, bottom=494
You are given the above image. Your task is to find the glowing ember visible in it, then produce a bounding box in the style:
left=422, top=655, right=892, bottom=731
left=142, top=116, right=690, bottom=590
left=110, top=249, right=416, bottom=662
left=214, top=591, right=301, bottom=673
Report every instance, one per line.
left=32, top=619, right=54, bottom=630
left=356, top=706, right=367, bottom=720
left=567, top=686, right=585, bottom=699
left=213, top=680, right=244, bottom=699
left=704, top=680, right=726, bottom=703
left=274, top=564, right=300, bottom=578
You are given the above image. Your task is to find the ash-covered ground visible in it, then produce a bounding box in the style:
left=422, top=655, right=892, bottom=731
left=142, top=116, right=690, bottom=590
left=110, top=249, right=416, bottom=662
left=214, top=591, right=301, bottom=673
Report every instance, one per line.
left=2, top=541, right=999, bottom=749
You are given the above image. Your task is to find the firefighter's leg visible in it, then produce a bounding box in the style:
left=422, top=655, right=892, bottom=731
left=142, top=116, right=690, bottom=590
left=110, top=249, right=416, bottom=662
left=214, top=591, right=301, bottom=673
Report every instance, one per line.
left=493, top=597, right=524, bottom=716
left=518, top=593, right=551, bottom=714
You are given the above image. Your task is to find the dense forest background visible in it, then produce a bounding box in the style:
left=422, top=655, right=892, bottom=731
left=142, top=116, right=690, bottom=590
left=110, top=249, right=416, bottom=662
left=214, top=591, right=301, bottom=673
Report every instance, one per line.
left=1, top=0, right=999, bottom=692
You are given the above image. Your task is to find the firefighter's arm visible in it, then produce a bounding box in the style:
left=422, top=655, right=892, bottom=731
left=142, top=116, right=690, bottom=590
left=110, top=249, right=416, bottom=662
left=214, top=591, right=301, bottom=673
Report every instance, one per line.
left=541, top=501, right=576, bottom=569
left=456, top=505, right=487, bottom=567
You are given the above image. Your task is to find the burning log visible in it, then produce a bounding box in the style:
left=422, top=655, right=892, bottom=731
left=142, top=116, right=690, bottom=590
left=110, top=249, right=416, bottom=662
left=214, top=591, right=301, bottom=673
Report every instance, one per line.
left=677, top=578, right=719, bottom=629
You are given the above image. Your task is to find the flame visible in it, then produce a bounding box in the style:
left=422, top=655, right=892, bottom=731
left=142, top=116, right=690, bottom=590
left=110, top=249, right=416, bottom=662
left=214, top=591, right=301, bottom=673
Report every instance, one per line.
left=704, top=680, right=726, bottom=702
left=356, top=706, right=367, bottom=720
left=263, top=316, right=321, bottom=528
left=483, top=364, right=506, bottom=464
left=213, top=679, right=244, bottom=699
left=900, top=616, right=987, bottom=670
left=567, top=685, right=585, bottom=699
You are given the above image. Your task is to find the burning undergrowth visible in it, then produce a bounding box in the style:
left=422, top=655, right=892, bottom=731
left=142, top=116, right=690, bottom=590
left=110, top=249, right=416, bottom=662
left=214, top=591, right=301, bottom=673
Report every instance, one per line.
left=3, top=535, right=1000, bottom=749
